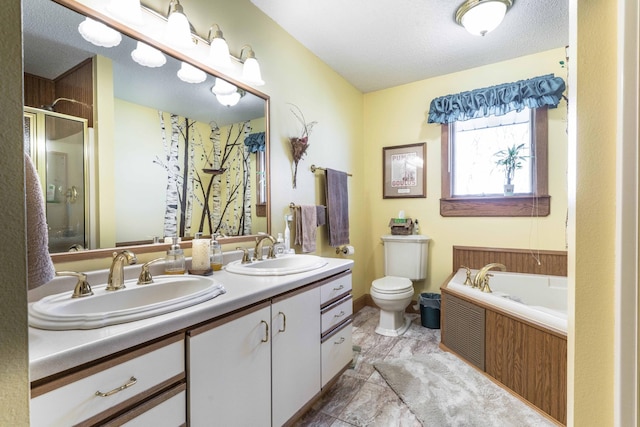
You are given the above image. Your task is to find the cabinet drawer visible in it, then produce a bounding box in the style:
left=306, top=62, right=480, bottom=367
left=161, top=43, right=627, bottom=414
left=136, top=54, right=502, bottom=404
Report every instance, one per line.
left=320, top=273, right=352, bottom=307
left=31, top=335, right=185, bottom=427
left=321, top=295, right=352, bottom=336
left=321, top=321, right=353, bottom=387
left=103, top=383, right=186, bottom=427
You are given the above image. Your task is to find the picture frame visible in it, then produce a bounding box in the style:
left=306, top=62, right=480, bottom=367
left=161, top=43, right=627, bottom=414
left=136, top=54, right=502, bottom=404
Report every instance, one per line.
left=383, top=142, right=426, bottom=199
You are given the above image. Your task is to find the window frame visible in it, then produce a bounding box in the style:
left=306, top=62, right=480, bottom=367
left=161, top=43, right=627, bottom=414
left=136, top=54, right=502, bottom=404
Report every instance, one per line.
left=440, top=106, right=550, bottom=217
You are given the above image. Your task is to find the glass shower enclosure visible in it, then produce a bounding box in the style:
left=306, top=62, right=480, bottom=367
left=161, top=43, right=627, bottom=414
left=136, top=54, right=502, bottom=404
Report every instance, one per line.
left=24, top=107, right=89, bottom=253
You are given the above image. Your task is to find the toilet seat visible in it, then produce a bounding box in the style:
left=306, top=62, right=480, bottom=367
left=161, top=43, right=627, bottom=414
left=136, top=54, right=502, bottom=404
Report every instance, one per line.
left=371, top=276, right=413, bottom=294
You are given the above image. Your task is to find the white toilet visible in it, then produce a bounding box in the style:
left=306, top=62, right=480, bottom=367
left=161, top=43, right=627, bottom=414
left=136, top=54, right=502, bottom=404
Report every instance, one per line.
left=370, top=234, right=430, bottom=336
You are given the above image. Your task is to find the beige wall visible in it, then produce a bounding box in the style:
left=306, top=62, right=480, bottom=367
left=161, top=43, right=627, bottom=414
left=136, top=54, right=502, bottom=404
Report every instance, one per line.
left=364, top=48, right=568, bottom=297
left=567, top=0, right=617, bottom=424
left=4, top=0, right=626, bottom=424
left=1, top=0, right=30, bottom=424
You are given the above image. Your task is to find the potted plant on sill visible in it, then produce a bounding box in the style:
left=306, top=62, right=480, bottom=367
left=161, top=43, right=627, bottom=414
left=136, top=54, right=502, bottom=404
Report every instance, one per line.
left=494, top=143, right=527, bottom=196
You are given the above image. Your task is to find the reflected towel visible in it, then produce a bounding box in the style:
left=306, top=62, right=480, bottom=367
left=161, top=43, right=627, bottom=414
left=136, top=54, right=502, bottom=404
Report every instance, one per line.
left=325, top=168, right=349, bottom=246
left=316, top=205, right=326, bottom=227
left=25, top=153, right=55, bottom=289
left=294, top=205, right=317, bottom=253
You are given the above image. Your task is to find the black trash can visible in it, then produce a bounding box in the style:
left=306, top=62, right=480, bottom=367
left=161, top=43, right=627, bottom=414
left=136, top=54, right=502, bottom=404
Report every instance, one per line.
left=420, top=293, right=441, bottom=329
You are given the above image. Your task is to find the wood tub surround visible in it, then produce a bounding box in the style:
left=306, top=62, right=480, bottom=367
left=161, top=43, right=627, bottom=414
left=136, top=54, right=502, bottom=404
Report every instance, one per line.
left=441, top=246, right=568, bottom=425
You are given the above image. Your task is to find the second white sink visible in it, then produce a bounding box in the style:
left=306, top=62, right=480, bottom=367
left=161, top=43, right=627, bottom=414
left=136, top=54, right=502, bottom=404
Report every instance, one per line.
left=28, top=275, right=225, bottom=330
left=225, top=254, right=327, bottom=276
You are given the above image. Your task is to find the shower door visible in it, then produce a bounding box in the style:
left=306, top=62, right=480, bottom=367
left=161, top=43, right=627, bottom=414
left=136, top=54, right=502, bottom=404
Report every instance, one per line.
left=24, top=107, right=89, bottom=253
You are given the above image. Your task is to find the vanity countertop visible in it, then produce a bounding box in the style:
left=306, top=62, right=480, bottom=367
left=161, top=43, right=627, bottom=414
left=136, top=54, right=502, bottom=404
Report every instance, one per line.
left=29, top=257, right=354, bottom=382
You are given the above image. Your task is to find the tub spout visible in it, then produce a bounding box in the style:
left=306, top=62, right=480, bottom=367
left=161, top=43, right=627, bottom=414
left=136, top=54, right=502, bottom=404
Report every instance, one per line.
left=473, top=263, right=506, bottom=290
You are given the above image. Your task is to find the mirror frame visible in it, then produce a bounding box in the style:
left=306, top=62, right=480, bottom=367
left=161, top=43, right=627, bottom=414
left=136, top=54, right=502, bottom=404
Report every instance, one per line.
left=47, top=0, right=270, bottom=263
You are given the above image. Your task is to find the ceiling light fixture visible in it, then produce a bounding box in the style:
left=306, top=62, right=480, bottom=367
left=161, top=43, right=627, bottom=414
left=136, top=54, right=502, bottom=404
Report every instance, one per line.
left=78, top=17, right=122, bottom=47
left=455, top=0, right=513, bottom=36
left=164, top=0, right=195, bottom=49
left=207, top=24, right=232, bottom=69
left=240, top=45, right=264, bottom=87
left=211, top=78, right=238, bottom=96
left=131, top=41, right=167, bottom=67
left=214, top=89, right=245, bottom=107
left=177, top=62, right=207, bottom=83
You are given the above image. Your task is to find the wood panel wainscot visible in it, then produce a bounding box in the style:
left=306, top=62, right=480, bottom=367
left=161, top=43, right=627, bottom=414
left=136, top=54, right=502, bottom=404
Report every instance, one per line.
left=453, top=245, right=567, bottom=276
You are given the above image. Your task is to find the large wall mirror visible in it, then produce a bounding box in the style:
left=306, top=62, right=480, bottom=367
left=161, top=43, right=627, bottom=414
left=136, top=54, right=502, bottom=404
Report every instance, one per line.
left=23, top=0, right=270, bottom=260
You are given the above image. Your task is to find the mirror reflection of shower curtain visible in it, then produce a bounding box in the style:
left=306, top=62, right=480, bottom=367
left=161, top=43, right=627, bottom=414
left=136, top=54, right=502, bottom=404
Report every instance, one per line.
left=24, top=108, right=89, bottom=253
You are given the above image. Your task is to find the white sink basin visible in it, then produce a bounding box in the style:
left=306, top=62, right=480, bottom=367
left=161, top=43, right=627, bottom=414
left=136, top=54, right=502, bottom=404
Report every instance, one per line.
left=225, top=254, right=327, bottom=276
left=28, top=275, right=225, bottom=330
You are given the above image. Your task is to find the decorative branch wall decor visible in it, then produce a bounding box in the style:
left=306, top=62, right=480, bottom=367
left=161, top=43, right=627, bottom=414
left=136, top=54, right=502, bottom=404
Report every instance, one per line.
left=288, top=104, right=317, bottom=188
left=155, top=111, right=255, bottom=238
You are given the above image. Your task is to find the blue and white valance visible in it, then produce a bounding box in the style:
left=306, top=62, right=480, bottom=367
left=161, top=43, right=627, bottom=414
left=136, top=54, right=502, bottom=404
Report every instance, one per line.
left=427, top=74, right=566, bottom=124
left=244, top=132, right=265, bottom=153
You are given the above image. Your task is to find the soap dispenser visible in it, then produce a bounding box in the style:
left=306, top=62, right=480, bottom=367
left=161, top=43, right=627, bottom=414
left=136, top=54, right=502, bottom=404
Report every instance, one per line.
left=165, top=237, right=186, bottom=275
left=210, top=238, right=223, bottom=271
left=274, top=233, right=286, bottom=255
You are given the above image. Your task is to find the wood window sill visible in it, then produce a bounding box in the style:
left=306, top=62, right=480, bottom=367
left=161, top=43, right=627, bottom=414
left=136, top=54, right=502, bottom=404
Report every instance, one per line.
left=440, top=195, right=550, bottom=217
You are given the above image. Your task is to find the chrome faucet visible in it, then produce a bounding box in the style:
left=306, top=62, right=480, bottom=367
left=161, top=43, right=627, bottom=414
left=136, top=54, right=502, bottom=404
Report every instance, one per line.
left=472, top=263, right=506, bottom=292
left=106, top=250, right=137, bottom=291
left=254, top=235, right=276, bottom=261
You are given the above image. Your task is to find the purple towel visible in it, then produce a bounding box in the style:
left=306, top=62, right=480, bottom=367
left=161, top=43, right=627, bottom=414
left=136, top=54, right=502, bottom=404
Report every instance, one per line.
left=294, top=205, right=317, bottom=253
left=325, top=168, right=349, bottom=246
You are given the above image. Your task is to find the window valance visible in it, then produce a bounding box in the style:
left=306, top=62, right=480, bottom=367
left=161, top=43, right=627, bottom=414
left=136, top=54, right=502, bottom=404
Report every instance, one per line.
left=427, top=74, right=566, bottom=124
left=244, top=132, right=265, bottom=153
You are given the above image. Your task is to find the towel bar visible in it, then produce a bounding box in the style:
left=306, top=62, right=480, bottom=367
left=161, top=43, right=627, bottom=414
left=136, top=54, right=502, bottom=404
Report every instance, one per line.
left=310, top=164, right=352, bottom=177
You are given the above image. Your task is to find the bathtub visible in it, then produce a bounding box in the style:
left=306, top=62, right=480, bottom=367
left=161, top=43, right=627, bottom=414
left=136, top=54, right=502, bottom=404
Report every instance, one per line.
left=446, top=268, right=567, bottom=336
left=441, top=268, right=568, bottom=424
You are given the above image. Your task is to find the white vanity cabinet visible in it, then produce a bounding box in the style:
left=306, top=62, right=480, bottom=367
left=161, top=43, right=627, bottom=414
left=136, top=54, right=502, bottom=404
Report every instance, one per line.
left=187, top=301, right=272, bottom=427
left=187, top=285, right=321, bottom=427
left=271, top=286, right=321, bottom=426
left=30, top=334, right=185, bottom=427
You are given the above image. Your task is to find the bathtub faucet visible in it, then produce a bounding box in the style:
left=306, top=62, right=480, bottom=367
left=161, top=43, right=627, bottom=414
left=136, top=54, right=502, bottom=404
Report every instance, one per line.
left=473, top=263, right=507, bottom=292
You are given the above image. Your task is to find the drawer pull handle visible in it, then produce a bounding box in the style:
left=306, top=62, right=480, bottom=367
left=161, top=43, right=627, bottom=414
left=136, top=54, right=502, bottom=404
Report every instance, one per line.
left=334, top=337, right=345, bottom=345
left=278, top=311, right=286, bottom=333
left=333, top=284, right=344, bottom=291
left=260, top=320, right=269, bottom=342
left=334, top=311, right=345, bottom=318
left=95, top=376, right=137, bottom=397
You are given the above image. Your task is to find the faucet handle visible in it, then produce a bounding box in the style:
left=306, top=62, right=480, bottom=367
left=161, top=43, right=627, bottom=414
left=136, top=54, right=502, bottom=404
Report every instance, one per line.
left=237, top=247, right=251, bottom=264
left=137, top=258, right=165, bottom=285
left=481, top=273, right=494, bottom=293
left=56, top=271, right=93, bottom=298
left=461, top=265, right=473, bottom=286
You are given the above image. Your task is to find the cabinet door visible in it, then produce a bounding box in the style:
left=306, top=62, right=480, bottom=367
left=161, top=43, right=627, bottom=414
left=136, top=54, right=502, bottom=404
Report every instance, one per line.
left=271, top=287, right=321, bottom=426
left=188, top=302, right=271, bottom=427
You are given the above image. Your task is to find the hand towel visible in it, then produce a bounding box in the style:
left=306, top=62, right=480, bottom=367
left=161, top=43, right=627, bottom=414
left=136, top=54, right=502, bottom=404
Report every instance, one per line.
left=294, top=205, right=317, bottom=253
left=325, top=168, right=350, bottom=246
left=25, top=152, right=56, bottom=289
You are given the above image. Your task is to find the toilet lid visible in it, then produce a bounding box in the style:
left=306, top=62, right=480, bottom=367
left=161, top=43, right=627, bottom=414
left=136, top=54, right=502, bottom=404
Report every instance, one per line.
left=372, top=276, right=413, bottom=294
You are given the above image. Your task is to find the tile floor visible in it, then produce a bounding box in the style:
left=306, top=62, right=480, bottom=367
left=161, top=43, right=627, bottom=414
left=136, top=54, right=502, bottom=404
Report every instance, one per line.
left=295, top=306, right=441, bottom=426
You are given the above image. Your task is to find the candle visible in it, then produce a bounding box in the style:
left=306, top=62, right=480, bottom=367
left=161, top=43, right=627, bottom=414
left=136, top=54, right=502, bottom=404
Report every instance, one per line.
left=192, top=238, right=210, bottom=270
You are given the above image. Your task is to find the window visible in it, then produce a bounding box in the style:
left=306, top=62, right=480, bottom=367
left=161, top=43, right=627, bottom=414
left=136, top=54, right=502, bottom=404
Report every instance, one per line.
left=440, top=107, right=550, bottom=217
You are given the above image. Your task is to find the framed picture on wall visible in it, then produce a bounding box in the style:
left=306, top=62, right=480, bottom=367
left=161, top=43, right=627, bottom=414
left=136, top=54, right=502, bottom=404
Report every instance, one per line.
left=383, top=142, right=426, bottom=198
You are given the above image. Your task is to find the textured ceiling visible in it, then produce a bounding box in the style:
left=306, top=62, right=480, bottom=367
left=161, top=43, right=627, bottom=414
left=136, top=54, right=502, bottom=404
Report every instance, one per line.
left=250, top=0, right=569, bottom=93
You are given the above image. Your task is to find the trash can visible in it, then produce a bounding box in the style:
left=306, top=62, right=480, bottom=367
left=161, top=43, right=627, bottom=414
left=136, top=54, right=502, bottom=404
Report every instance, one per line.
left=420, top=293, right=441, bottom=329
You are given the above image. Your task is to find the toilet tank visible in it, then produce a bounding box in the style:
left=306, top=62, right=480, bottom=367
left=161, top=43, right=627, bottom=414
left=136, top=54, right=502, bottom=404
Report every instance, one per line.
left=381, top=235, right=430, bottom=280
